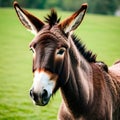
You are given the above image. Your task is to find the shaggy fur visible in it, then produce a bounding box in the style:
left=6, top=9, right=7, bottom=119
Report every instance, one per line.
left=14, top=2, right=120, bottom=120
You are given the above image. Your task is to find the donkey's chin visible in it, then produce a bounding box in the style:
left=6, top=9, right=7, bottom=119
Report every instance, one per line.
left=34, top=99, right=49, bottom=106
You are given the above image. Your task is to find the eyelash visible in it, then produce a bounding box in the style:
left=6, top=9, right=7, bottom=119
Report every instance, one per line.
left=56, top=47, right=66, bottom=55
left=57, top=49, right=65, bottom=55
left=30, top=47, right=35, bottom=53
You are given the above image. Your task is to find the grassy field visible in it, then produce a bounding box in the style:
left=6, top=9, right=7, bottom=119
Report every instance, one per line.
left=0, top=8, right=120, bottom=120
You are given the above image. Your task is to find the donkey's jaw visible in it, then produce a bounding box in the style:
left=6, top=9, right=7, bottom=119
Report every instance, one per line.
left=30, top=70, right=56, bottom=106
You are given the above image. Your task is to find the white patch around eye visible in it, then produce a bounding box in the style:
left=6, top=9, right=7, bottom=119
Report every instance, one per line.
left=33, top=71, right=55, bottom=95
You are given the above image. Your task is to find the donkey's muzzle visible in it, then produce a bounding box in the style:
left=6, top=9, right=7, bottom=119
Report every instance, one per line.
left=30, top=88, right=51, bottom=106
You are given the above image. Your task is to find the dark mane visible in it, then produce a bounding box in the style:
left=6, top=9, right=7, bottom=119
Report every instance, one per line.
left=72, top=35, right=96, bottom=63
left=44, top=9, right=96, bottom=63
left=44, top=9, right=60, bottom=27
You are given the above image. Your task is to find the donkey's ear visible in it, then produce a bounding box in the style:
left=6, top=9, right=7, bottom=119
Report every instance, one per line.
left=13, top=1, right=44, bottom=35
left=59, top=3, right=87, bottom=34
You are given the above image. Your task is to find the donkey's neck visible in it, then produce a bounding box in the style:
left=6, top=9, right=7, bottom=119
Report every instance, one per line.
left=60, top=37, right=93, bottom=118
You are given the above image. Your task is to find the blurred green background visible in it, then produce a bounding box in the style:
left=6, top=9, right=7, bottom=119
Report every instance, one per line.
left=0, top=1, right=120, bottom=120
left=0, top=0, right=120, bottom=15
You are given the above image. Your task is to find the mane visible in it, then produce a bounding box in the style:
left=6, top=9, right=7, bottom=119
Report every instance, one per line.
left=44, top=9, right=96, bottom=63
left=72, top=35, right=97, bottom=63
left=44, top=9, right=60, bottom=27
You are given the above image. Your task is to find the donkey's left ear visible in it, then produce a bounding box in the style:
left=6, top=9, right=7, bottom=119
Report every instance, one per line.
left=59, top=3, right=87, bottom=34
left=13, top=1, right=44, bottom=35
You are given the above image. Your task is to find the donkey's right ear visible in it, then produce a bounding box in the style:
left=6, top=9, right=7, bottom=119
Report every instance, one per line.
left=13, top=1, right=44, bottom=35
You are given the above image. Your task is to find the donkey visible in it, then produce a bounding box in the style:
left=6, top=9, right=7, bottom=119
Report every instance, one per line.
left=14, top=2, right=120, bottom=120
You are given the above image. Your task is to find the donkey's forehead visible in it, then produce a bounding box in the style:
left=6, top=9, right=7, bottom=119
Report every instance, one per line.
left=29, top=25, right=69, bottom=48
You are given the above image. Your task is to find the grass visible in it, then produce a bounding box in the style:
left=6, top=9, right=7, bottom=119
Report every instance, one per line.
left=0, top=8, right=120, bottom=120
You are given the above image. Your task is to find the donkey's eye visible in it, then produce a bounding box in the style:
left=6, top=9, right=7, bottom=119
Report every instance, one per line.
left=56, top=48, right=66, bottom=55
left=30, top=47, right=35, bottom=53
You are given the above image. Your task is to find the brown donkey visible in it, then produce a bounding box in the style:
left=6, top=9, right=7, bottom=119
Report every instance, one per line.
left=14, top=2, right=120, bottom=120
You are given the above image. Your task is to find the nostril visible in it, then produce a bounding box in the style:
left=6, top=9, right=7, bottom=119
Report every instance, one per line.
left=30, top=89, right=39, bottom=102
left=30, top=89, right=33, bottom=98
left=33, top=93, right=39, bottom=102
left=41, top=89, right=48, bottom=99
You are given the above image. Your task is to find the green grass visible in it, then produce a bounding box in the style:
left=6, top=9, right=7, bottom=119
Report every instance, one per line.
left=0, top=8, right=120, bottom=120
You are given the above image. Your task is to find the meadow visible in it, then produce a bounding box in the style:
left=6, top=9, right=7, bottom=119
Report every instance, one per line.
left=0, top=8, right=120, bottom=120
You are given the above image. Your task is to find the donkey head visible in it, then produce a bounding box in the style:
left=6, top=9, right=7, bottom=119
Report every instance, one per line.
left=14, top=1, right=87, bottom=106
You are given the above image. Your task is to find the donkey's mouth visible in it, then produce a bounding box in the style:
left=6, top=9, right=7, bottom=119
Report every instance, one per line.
left=35, top=97, right=51, bottom=106
left=30, top=89, right=51, bottom=106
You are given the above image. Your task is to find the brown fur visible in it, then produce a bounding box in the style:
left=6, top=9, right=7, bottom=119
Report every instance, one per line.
left=58, top=62, right=120, bottom=120
left=14, top=2, right=120, bottom=120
